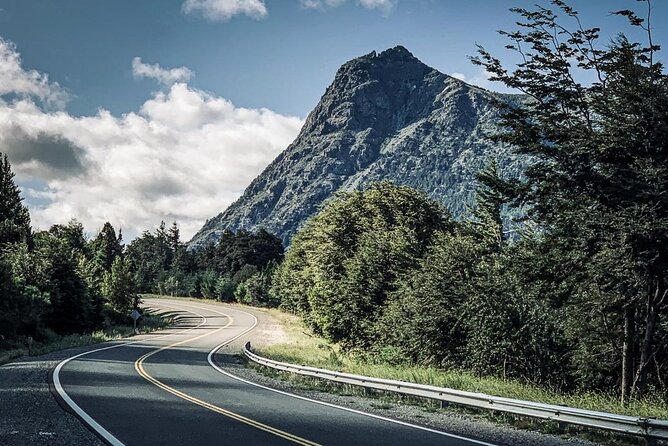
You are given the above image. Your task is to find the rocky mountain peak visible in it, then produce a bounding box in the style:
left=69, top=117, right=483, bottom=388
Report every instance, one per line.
left=189, top=47, right=524, bottom=248
left=303, top=46, right=445, bottom=137
left=377, top=45, right=416, bottom=60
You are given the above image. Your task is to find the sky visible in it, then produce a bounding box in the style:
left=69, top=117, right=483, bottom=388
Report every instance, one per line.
left=0, top=0, right=665, bottom=241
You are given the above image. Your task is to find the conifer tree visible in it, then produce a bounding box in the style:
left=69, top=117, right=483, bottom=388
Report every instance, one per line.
left=91, top=222, right=123, bottom=271
left=168, top=221, right=180, bottom=254
left=0, top=153, right=31, bottom=246
left=473, top=158, right=505, bottom=249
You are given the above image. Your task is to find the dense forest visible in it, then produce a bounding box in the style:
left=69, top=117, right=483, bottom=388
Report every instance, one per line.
left=0, top=153, right=283, bottom=348
left=1, top=1, right=666, bottom=405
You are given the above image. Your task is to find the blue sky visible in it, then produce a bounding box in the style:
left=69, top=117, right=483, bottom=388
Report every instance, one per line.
left=3, top=0, right=664, bottom=118
left=0, top=0, right=665, bottom=239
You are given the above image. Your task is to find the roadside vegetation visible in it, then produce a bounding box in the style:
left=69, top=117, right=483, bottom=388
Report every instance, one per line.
left=0, top=310, right=169, bottom=366
left=269, top=0, right=668, bottom=415
left=256, top=312, right=668, bottom=420
left=0, top=152, right=173, bottom=362
left=0, top=153, right=185, bottom=362
left=0, top=153, right=281, bottom=361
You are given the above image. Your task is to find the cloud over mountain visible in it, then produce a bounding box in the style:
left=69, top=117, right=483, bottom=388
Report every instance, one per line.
left=0, top=39, right=303, bottom=240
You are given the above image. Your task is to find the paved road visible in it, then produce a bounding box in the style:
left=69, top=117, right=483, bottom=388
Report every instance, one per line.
left=53, top=298, right=494, bottom=446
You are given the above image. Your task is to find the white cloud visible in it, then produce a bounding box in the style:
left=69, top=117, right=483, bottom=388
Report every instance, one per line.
left=0, top=38, right=68, bottom=108
left=132, top=57, right=193, bottom=85
left=182, top=0, right=268, bottom=21
left=300, top=0, right=346, bottom=9
left=0, top=40, right=303, bottom=241
left=450, top=69, right=495, bottom=90
left=358, top=0, right=396, bottom=14
left=301, top=0, right=396, bottom=14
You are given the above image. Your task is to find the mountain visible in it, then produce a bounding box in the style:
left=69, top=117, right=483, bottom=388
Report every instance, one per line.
left=189, top=46, right=524, bottom=247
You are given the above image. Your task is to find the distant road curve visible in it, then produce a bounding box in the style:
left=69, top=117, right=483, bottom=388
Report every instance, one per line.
left=52, top=298, right=495, bottom=446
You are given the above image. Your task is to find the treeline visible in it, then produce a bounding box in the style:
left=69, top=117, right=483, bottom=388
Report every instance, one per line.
left=125, top=223, right=283, bottom=305
left=0, top=154, right=138, bottom=343
left=275, top=2, right=668, bottom=404
left=0, top=152, right=283, bottom=347
left=273, top=181, right=588, bottom=390
left=274, top=174, right=667, bottom=400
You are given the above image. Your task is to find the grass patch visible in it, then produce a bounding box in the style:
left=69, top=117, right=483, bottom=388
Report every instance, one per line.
left=255, top=313, right=668, bottom=421
left=0, top=310, right=171, bottom=366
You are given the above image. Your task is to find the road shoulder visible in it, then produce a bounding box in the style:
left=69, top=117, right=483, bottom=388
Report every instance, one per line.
left=0, top=347, right=107, bottom=446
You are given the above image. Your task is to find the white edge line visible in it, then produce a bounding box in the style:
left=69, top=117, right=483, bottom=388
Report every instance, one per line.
left=52, top=304, right=208, bottom=446
left=186, top=300, right=498, bottom=446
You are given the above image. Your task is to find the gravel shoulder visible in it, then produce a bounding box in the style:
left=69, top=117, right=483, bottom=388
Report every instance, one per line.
left=0, top=346, right=106, bottom=446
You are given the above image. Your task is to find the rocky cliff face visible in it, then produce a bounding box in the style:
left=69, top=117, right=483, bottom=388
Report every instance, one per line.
left=190, top=46, right=524, bottom=247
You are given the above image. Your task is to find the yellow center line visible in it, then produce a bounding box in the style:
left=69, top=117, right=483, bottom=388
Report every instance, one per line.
left=134, top=304, right=321, bottom=446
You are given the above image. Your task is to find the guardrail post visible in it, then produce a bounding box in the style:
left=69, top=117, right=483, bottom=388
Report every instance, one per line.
left=440, top=400, right=449, bottom=409
left=645, top=437, right=657, bottom=446
left=558, top=421, right=567, bottom=434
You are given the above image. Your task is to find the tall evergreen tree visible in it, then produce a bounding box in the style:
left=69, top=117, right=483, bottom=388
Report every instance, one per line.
left=472, top=158, right=505, bottom=250
left=168, top=221, right=180, bottom=254
left=91, top=222, right=123, bottom=271
left=156, top=220, right=172, bottom=269
left=0, top=153, right=31, bottom=246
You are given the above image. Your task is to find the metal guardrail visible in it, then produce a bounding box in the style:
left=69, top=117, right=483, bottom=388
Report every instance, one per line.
left=243, top=342, right=668, bottom=442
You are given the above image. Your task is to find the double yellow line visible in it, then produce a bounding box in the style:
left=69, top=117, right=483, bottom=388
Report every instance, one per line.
left=134, top=306, right=320, bottom=446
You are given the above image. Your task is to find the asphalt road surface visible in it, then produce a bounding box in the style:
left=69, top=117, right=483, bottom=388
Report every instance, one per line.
left=52, top=298, right=496, bottom=446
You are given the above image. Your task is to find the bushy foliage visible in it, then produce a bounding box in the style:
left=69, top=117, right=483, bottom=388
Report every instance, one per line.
left=103, top=257, right=136, bottom=313
left=273, top=182, right=448, bottom=348
left=270, top=1, right=668, bottom=404
left=472, top=0, right=668, bottom=401
left=235, top=269, right=278, bottom=307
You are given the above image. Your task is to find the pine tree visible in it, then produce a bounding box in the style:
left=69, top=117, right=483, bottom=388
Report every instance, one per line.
left=0, top=153, right=31, bottom=246
left=91, top=222, right=123, bottom=271
left=473, top=158, right=505, bottom=250
left=168, top=222, right=180, bottom=254
left=156, top=220, right=172, bottom=269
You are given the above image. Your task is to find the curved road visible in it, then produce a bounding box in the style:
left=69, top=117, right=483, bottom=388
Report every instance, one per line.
left=53, top=298, right=494, bottom=446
